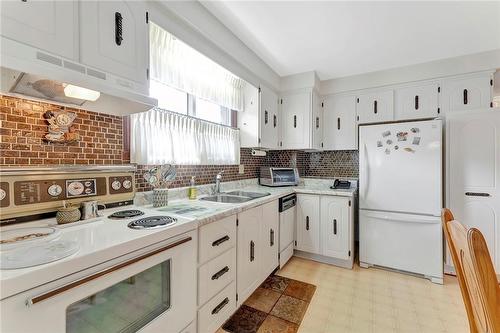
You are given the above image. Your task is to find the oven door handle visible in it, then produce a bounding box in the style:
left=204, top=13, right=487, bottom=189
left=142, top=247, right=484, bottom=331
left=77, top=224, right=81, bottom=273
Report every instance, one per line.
left=26, top=236, right=192, bottom=306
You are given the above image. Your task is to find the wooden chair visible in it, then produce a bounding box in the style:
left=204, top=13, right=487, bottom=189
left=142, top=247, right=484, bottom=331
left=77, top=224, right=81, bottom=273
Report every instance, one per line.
left=442, top=208, right=477, bottom=333
left=442, top=209, right=500, bottom=333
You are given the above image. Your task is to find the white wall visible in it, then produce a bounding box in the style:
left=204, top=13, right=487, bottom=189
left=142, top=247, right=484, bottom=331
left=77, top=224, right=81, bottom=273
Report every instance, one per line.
left=147, top=1, right=280, bottom=92
left=320, top=49, right=500, bottom=95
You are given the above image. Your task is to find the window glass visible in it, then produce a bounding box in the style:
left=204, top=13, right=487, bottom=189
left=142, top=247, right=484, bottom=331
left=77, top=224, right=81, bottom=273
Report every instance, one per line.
left=150, top=80, right=188, bottom=114
left=195, top=97, right=224, bottom=124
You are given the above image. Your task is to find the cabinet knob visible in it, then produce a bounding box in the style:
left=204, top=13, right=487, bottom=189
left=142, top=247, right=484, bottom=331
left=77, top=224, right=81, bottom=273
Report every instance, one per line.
left=333, top=219, right=337, bottom=235
left=273, top=114, right=277, bottom=128
left=463, top=89, right=468, bottom=105
left=250, top=240, right=255, bottom=262
left=306, top=216, right=310, bottom=230
left=294, top=115, right=297, bottom=128
left=337, top=117, right=341, bottom=130
left=414, top=95, right=419, bottom=110
left=265, top=110, right=269, bottom=124
left=373, top=100, right=378, bottom=114
left=115, top=12, right=123, bottom=46
left=316, top=117, right=320, bottom=129
left=270, top=229, right=275, bottom=246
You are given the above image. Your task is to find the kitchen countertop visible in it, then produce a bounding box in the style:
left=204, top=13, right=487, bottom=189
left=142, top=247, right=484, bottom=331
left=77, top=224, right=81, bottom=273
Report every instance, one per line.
left=0, top=179, right=356, bottom=300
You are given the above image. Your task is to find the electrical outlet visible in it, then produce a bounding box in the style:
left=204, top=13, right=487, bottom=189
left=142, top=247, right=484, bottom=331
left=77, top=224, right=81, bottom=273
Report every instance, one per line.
left=239, top=164, right=245, bottom=174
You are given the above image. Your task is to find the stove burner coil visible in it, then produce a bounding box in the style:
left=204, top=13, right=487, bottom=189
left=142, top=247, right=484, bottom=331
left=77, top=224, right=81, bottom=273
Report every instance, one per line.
left=127, top=216, right=177, bottom=229
left=108, top=210, right=145, bottom=219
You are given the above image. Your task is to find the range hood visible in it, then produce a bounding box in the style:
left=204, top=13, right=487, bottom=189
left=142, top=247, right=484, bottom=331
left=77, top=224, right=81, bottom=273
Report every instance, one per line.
left=1, top=67, right=156, bottom=116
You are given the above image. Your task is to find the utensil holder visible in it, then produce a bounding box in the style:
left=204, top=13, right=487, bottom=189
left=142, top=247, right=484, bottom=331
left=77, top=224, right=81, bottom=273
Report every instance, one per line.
left=153, top=188, right=169, bottom=207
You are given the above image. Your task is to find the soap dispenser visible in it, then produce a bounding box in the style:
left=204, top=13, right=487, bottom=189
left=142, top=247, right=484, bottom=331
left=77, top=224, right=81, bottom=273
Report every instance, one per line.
left=188, top=176, right=197, bottom=199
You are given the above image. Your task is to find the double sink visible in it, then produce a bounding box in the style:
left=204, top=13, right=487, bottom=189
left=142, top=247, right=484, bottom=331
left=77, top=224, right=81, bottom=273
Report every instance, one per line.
left=200, top=190, right=271, bottom=203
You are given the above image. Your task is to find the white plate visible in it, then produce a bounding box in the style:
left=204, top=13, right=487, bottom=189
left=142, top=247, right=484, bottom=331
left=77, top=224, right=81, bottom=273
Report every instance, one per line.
left=0, top=227, right=60, bottom=251
left=0, top=239, right=79, bottom=270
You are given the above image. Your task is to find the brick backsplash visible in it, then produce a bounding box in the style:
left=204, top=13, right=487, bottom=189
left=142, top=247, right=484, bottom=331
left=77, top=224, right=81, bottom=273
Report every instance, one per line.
left=0, top=95, right=359, bottom=190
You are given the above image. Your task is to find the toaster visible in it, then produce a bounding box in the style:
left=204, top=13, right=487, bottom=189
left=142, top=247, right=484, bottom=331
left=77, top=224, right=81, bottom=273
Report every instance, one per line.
left=259, top=167, right=299, bottom=187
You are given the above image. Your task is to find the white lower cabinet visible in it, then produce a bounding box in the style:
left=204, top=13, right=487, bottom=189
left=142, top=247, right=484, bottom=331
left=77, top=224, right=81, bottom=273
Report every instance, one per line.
left=296, top=194, right=354, bottom=268
left=296, top=194, right=320, bottom=253
left=198, top=282, right=237, bottom=333
left=236, top=200, right=280, bottom=306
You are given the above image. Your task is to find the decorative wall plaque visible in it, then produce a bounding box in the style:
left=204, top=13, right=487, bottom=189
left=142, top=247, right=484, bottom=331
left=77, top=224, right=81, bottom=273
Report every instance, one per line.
left=43, top=110, right=80, bottom=143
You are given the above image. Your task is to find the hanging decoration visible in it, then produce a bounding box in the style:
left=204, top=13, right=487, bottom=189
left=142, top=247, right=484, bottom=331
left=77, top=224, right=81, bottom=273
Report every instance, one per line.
left=43, top=110, right=79, bottom=143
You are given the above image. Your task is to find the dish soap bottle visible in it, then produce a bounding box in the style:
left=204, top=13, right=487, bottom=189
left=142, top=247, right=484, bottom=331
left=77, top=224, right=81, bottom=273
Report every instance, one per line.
left=188, top=176, right=197, bottom=200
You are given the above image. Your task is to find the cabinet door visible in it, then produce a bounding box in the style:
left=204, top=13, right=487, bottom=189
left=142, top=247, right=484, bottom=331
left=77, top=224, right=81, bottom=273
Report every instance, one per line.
left=323, top=95, right=357, bottom=150
left=395, top=83, right=439, bottom=120
left=237, top=206, right=262, bottom=304
left=281, top=92, right=311, bottom=149
left=321, top=196, right=350, bottom=260
left=441, top=74, right=492, bottom=114
left=261, top=200, right=279, bottom=280
left=260, top=86, right=279, bottom=149
left=296, top=194, right=320, bottom=254
left=447, top=110, right=500, bottom=271
left=357, top=90, right=394, bottom=124
left=79, top=1, right=149, bottom=85
left=0, top=1, right=77, bottom=59
left=312, top=91, right=323, bottom=150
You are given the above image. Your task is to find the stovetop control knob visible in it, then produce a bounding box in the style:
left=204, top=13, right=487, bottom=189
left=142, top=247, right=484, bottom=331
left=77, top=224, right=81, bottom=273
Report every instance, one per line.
left=47, top=184, right=63, bottom=197
left=122, top=179, right=132, bottom=189
left=111, top=180, right=122, bottom=191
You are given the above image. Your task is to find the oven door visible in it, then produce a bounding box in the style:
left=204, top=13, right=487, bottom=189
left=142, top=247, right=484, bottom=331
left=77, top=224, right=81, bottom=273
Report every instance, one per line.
left=1, top=230, right=197, bottom=333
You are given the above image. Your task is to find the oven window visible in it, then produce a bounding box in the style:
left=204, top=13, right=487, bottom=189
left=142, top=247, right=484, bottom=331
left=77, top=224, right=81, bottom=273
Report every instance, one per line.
left=66, top=259, right=171, bottom=333
left=273, top=170, right=296, bottom=183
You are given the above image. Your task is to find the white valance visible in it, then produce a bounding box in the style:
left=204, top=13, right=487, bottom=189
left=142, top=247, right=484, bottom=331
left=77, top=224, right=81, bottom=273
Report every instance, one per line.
left=150, top=22, right=244, bottom=111
left=130, top=108, right=240, bottom=165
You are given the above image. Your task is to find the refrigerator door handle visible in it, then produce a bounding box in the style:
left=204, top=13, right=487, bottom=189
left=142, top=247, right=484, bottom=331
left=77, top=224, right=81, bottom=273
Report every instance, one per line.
left=363, top=143, right=370, bottom=198
left=363, top=211, right=440, bottom=224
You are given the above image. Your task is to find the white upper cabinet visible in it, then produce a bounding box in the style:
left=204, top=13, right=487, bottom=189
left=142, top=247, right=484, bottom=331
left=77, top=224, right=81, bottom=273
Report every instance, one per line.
left=79, top=1, right=149, bottom=88
left=311, top=91, right=323, bottom=150
left=356, top=90, right=394, bottom=124
left=260, top=85, right=280, bottom=149
left=281, top=91, right=312, bottom=149
left=0, top=0, right=78, bottom=60
left=323, top=94, right=358, bottom=150
left=395, top=83, right=439, bottom=120
left=441, top=72, right=493, bottom=114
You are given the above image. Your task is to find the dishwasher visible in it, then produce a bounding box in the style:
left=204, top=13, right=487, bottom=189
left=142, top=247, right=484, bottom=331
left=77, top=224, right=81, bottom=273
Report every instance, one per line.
left=279, top=193, right=296, bottom=268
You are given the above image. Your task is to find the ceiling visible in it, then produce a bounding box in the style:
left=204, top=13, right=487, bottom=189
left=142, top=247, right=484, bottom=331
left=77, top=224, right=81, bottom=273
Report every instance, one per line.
left=201, top=1, right=500, bottom=80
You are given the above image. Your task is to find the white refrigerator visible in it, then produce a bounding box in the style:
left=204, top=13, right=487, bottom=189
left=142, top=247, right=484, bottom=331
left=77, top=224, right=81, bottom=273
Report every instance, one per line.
left=359, top=119, right=443, bottom=284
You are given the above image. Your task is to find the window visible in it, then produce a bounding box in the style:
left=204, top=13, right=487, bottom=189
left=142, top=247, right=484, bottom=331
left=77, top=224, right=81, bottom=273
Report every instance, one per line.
left=150, top=80, right=187, bottom=114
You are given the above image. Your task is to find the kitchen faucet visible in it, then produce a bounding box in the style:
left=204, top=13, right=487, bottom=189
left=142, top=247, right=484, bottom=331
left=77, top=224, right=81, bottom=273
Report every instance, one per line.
left=213, top=170, right=224, bottom=194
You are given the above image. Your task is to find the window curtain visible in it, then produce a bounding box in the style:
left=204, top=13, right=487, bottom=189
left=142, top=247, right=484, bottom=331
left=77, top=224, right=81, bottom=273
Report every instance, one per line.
left=150, top=22, right=244, bottom=111
left=130, top=108, right=240, bottom=165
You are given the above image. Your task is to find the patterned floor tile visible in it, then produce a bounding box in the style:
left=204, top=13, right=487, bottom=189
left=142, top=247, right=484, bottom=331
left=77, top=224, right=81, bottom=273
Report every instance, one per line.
left=222, top=305, right=268, bottom=333
left=244, top=287, right=282, bottom=313
left=261, top=275, right=291, bottom=293
left=283, top=280, right=316, bottom=302
left=256, top=315, right=298, bottom=333
left=270, top=295, right=308, bottom=324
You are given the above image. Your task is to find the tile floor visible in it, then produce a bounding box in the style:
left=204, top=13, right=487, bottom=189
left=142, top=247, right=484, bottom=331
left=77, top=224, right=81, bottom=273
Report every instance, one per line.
left=219, top=257, right=469, bottom=333
left=222, top=275, right=316, bottom=333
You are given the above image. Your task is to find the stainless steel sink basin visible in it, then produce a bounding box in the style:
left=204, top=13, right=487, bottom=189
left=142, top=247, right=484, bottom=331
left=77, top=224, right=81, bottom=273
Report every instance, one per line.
left=224, top=191, right=271, bottom=199
left=200, top=195, right=253, bottom=203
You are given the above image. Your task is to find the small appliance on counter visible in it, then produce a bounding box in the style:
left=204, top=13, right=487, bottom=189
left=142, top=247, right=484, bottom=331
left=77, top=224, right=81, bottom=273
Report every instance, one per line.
left=259, top=167, right=299, bottom=187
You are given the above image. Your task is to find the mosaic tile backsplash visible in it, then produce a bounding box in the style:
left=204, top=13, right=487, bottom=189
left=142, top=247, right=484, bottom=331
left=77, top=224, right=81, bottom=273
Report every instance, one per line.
left=0, top=95, right=358, bottom=191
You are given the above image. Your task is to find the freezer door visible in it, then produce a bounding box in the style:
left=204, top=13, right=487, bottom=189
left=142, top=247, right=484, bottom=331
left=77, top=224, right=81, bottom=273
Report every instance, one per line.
left=359, top=119, right=442, bottom=215
left=359, top=210, right=443, bottom=280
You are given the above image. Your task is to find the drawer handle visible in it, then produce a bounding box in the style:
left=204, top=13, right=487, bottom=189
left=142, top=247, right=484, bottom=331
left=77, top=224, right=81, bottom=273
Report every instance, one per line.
left=211, top=297, right=229, bottom=315
left=306, top=216, right=309, bottom=230
left=373, top=100, right=378, bottom=114
left=265, top=110, right=269, bottom=124
left=333, top=219, right=337, bottom=235
left=463, top=89, right=468, bottom=105
left=337, top=117, right=341, bottom=130
left=115, top=12, right=123, bottom=46
left=465, top=192, right=490, bottom=197
left=212, top=235, right=230, bottom=247
left=211, top=266, right=229, bottom=280
left=414, top=95, right=419, bottom=110
left=273, top=114, right=277, bottom=128
left=270, top=229, right=275, bottom=246
left=293, top=115, right=297, bottom=128
left=250, top=240, right=255, bottom=262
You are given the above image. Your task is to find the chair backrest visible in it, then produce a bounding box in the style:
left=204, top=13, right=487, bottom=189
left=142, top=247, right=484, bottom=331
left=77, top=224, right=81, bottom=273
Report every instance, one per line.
left=446, top=218, right=500, bottom=333
left=442, top=208, right=477, bottom=333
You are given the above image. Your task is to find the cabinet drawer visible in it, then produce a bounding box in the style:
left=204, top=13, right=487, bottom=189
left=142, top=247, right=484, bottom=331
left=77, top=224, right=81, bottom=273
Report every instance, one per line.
left=198, top=282, right=236, bottom=333
left=199, top=215, right=236, bottom=264
left=198, top=248, right=236, bottom=306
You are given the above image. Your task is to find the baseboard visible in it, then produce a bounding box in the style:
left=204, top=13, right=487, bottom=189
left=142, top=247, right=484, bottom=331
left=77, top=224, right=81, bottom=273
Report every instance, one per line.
left=293, top=250, right=354, bottom=269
